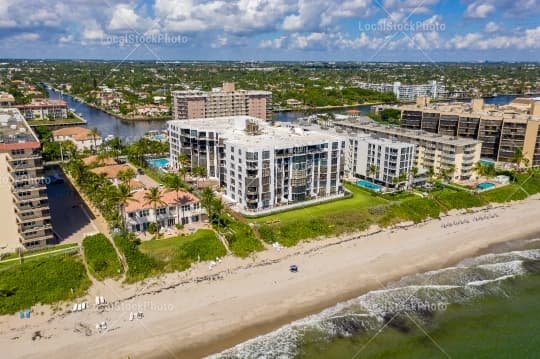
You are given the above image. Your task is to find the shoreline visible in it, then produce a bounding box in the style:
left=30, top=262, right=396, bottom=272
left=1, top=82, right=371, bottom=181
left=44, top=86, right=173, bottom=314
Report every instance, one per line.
left=2, top=196, right=540, bottom=358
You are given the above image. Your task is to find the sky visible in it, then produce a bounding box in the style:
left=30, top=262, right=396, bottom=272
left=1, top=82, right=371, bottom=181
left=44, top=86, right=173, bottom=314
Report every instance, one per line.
left=0, top=0, right=539, bottom=61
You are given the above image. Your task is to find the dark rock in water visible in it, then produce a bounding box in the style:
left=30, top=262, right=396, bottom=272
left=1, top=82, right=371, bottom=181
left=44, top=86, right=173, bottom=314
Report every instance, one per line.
left=383, top=313, right=411, bottom=334
left=331, top=316, right=366, bottom=337
left=522, top=260, right=540, bottom=274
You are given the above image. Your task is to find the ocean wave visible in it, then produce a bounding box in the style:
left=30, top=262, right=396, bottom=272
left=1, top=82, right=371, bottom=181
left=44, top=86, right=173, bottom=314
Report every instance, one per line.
left=208, top=249, right=540, bottom=359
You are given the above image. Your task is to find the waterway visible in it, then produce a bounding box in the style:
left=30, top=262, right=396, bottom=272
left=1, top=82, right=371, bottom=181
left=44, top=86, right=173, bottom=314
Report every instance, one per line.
left=47, top=88, right=523, bottom=143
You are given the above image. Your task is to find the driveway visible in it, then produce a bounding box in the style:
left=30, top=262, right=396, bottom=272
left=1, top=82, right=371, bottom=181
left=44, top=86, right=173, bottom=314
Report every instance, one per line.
left=46, top=167, right=100, bottom=245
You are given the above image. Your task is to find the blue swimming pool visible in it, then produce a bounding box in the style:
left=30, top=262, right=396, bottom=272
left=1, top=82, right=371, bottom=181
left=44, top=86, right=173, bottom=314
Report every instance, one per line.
left=356, top=179, right=382, bottom=192
left=477, top=182, right=496, bottom=190
left=479, top=159, right=495, bottom=167
left=148, top=158, right=169, bottom=169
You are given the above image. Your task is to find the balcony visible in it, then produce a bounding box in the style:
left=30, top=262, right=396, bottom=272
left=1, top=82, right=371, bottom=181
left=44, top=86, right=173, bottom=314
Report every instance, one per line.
left=16, top=209, right=51, bottom=221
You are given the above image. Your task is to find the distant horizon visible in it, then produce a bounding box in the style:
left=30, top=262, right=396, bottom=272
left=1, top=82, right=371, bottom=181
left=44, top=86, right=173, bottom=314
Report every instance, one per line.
left=1, top=58, right=540, bottom=64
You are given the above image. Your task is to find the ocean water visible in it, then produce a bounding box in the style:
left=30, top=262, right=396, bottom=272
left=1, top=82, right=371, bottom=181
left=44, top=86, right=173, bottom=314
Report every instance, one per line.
left=209, top=239, right=540, bottom=359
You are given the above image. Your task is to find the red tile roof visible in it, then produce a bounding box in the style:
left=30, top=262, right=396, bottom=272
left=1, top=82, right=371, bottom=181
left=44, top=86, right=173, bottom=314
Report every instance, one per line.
left=125, top=189, right=199, bottom=212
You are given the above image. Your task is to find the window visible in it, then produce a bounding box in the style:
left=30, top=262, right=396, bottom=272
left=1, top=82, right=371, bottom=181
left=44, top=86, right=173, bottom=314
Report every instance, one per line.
left=157, top=208, right=167, bottom=215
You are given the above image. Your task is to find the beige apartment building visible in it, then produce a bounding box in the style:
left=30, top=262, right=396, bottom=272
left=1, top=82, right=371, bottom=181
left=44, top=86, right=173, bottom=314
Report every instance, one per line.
left=172, top=83, right=272, bottom=121
left=400, top=97, right=540, bottom=166
left=0, top=108, right=52, bottom=253
left=336, top=120, right=482, bottom=180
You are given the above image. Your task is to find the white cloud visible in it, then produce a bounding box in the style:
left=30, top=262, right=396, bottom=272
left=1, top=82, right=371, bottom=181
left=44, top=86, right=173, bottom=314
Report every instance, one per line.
left=12, top=32, right=40, bottom=41
left=484, top=21, right=500, bottom=33
left=82, top=20, right=106, bottom=41
left=259, top=36, right=286, bottom=49
left=108, top=4, right=152, bottom=31
left=282, top=0, right=371, bottom=32
left=465, top=2, right=495, bottom=19
left=155, top=0, right=294, bottom=34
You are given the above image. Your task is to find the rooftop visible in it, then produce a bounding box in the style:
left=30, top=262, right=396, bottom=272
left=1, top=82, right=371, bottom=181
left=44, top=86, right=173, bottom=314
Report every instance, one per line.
left=82, top=155, right=117, bottom=167
left=400, top=98, right=540, bottom=121
left=89, top=163, right=135, bottom=179
left=125, top=189, right=199, bottom=213
left=169, top=116, right=344, bottom=150
left=17, top=98, right=68, bottom=109
left=0, top=108, right=39, bottom=149
left=53, top=126, right=99, bottom=141
left=337, top=120, right=481, bottom=147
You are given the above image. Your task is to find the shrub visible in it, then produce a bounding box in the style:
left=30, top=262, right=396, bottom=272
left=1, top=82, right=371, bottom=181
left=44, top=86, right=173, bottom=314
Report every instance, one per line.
left=114, top=234, right=163, bottom=283
left=226, top=221, right=264, bottom=258
left=83, top=234, right=123, bottom=280
left=0, top=255, right=91, bottom=315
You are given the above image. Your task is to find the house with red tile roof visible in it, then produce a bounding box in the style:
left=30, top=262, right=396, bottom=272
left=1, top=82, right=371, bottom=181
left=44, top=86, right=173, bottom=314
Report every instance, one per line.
left=124, top=188, right=204, bottom=233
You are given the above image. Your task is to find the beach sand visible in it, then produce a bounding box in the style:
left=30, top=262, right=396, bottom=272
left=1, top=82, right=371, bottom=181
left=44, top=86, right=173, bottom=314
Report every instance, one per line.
left=2, top=195, right=540, bottom=359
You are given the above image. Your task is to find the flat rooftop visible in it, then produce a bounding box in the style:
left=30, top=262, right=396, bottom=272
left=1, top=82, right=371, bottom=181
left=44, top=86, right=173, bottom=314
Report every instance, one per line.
left=401, top=98, right=540, bottom=121
left=0, top=108, right=40, bottom=150
left=337, top=120, right=480, bottom=147
left=169, top=116, right=344, bottom=150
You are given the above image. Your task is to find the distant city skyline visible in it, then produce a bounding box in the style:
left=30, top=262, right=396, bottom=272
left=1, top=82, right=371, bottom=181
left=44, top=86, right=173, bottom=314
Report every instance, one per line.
left=0, top=0, right=539, bottom=61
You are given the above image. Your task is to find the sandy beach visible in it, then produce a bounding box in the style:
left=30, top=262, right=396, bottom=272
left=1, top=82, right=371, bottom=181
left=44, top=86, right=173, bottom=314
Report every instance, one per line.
left=2, top=195, right=540, bottom=359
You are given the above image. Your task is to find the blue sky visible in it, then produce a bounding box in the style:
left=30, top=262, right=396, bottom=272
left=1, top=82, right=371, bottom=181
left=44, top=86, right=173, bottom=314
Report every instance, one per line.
left=0, top=0, right=539, bottom=61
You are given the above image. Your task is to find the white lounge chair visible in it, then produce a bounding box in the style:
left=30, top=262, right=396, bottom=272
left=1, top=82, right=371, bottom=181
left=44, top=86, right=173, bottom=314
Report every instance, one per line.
left=100, top=296, right=105, bottom=304
left=95, top=297, right=100, bottom=305
left=73, top=304, right=78, bottom=312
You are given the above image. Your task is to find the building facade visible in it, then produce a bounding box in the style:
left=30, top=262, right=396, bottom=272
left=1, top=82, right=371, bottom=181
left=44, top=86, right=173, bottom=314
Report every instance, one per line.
left=168, top=116, right=346, bottom=213
left=52, top=126, right=102, bottom=151
left=400, top=98, right=540, bottom=166
left=346, top=134, right=416, bottom=187
left=16, top=98, right=68, bottom=120
left=124, top=189, right=204, bottom=232
left=0, top=92, right=15, bottom=107
left=172, top=83, right=272, bottom=121
left=354, top=80, right=447, bottom=101
left=0, top=108, right=52, bottom=252
left=336, top=120, right=482, bottom=180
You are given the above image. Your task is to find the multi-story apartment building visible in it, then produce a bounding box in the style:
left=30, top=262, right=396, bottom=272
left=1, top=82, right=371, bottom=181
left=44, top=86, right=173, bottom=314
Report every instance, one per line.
left=354, top=80, right=447, bottom=101
left=16, top=98, right=68, bottom=120
left=124, top=189, right=203, bottom=233
left=0, top=92, right=15, bottom=107
left=346, top=134, right=416, bottom=187
left=336, top=120, right=482, bottom=180
left=172, top=83, right=272, bottom=121
left=400, top=97, right=540, bottom=166
left=168, top=116, right=346, bottom=213
left=0, top=108, right=52, bottom=252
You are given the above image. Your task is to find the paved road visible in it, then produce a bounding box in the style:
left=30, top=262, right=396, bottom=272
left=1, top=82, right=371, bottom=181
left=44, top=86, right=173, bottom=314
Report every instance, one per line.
left=46, top=168, right=100, bottom=245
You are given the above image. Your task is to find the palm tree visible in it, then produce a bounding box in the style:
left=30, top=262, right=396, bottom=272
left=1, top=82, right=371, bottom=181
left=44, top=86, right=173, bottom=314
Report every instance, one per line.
left=144, top=187, right=166, bottom=235
left=212, top=197, right=225, bottom=231
left=367, top=164, right=378, bottom=183
left=192, top=166, right=207, bottom=188
left=164, top=173, right=185, bottom=226
left=117, top=168, right=136, bottom=186
left=89, top=127, right=100, bottom=153
left=115, top=184, right=137, bottom=231
left=177, top=153, right=189, bottom=173
left=200, top=187, right=215, bottom=223
left=511, top=148, right=524, bottom=169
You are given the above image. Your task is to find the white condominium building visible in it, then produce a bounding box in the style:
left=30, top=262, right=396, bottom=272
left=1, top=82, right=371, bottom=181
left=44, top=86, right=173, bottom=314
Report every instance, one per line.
left=168, top=116, right=346, bottom=213
left=346, top=134, right=416, bottom=187
left=172, top=82, right=272, bottom=121
left=354, top=80, right=446, bottom=101
left=336, top=120, right=482, bottom=181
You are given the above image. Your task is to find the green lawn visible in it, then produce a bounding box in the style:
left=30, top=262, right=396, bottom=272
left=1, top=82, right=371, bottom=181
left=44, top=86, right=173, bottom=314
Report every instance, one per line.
left=252, top=182, right=387, bottom=224
left=114, top=234, right=164, bottom=283
left=253, top=182, right=388, bottom=247
left=0, top=254, right=91, bottom=315
left=82, top=234, right=123, bottom=280
left=140, top=229, right=227, bottom=272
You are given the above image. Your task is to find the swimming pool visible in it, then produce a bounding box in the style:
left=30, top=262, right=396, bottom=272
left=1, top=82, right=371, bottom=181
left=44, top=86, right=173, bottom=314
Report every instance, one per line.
left=479, top=159, right=495, bottom=167
left=356, top=179, right=382, bottom=192
left=148, top=158, right=169, bottom=169
left=477, top=182, right=496, bottom=190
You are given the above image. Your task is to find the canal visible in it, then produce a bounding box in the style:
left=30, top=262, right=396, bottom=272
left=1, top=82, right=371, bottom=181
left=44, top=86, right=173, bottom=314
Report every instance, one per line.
left=48, top=88, right=520, bottom=143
